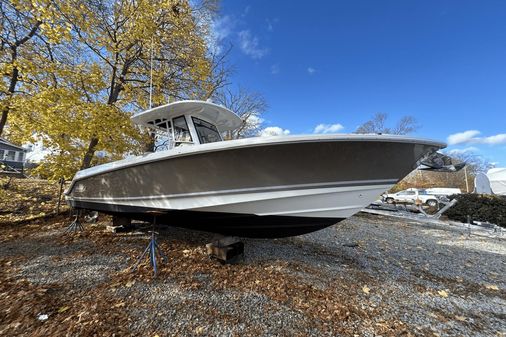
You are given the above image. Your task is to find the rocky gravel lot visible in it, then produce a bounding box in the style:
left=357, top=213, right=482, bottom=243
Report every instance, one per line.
left=0, top=212, right=505, bottom=337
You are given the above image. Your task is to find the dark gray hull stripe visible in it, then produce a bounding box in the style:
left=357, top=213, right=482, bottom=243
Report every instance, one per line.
left=67, top=178, right=397, bottom=202
left=66, top=136, right=444, bottom=194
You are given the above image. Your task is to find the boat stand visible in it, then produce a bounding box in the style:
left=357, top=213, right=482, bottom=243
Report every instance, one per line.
left=65, top=209, right=84, bottom=233
left=206, top=236, right=244, bottom=264
left=132, top=215, right=167, bottom=277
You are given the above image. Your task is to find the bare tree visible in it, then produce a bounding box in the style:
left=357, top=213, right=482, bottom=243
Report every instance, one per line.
left=355, top=112, right=419, bottom=135
left=449, top=152, right=492, bottom=175
left=213, top=86, right=268, bottom=139
left=391, top=116, right=419, bottom=135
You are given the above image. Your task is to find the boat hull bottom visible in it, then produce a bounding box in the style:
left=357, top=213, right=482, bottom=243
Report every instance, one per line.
left=69, top=201, right=344, bottom=238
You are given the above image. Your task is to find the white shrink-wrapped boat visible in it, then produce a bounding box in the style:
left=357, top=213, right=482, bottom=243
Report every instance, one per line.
left=488, top=168, right=506, bottom=195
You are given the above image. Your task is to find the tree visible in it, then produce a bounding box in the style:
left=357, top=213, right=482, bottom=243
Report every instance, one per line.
left=0, top=0, right=68, bottom=136
left=449, top=151, right=492, bottom=174
left=213, top=86, right=267, bottom=139
left=56, top=0, right=221, bottom=169
left=4, top=0, right=227, bottom=179
left=355, top=112, right=419, bottom=135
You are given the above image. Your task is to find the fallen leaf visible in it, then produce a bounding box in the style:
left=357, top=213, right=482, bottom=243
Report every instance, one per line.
left=485, top=284, right=499, bottom=291
left=125, top=280, right=135, bottom=288
left=438, top=290, right=449, bottom=298
left=362, top=285, right=370, bottom=295
left=195, top=326, right=204, bottom=334
left=455, top=315, right=466, bottom=321
left=57, top=306, right=69, bottom=313
left=8, top=322, right=21, bottom=329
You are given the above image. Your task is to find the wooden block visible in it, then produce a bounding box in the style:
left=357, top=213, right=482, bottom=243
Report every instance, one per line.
left=206, top=240, right=244, bottom=264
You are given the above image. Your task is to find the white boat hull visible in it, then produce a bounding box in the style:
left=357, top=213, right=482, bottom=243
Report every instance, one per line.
left=66, top=134, right=445, bottom=237
left=70, top=182, right=393, bottom=218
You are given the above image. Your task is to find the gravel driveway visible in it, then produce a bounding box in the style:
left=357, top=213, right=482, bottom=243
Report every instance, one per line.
left=0, top=212, right=504, bottom=336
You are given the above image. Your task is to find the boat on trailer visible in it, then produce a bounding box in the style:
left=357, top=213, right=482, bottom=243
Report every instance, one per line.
left=65, top=100, right=446, bottom=238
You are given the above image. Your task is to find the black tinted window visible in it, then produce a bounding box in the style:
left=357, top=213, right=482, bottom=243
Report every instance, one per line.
left=192, top=117, right=222, bottom=144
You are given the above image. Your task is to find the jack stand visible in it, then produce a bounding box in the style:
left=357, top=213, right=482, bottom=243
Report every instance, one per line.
left=132, top=215, right=167, bottom=277
left=65, top=210, right=84, bottom=233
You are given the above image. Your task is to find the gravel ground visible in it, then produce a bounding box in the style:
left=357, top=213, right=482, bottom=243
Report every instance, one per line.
left=0, top=212, right=505, bottom=336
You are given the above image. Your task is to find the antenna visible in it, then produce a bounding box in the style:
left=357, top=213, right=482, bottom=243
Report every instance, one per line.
left=149, top=37, right=154, bottom=109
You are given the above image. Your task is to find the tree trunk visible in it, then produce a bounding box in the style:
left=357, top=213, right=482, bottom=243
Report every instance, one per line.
left=79, top=59, right=128, bottom=170
left=145, top=132, right=155, bottom=152
left=0, top=66, right=20, bottom=137
left=0, top=22, right=41, bottom=137
left=80, top=137, right=99, bottom=169
left=0, top=107, right=8, bottom=137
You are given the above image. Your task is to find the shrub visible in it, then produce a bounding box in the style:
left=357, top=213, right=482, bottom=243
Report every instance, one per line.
left=444, top=194, right=506, bottom=228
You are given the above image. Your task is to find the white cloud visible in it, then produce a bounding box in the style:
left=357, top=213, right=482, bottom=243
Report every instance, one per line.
left=266, top=18, right=279, bottom=32
left=266, top=20, right=274, bottom=32
left=209, top=15, right=235, bottom=54
left=307, top=67, right=316, bottom=75
left=213, top=15, right=233, bottom=40
left=245, top=115, right=264, bottom=129
left=241, top=5, right=251, bottom=17
left=447, top=130, right=481, bottom=145
left=447, top=130, right=506, bottom=146
left=270, top=64, right=279, bottom=75
left=313, top=123, right=344, bottom=134
left=238, top=30, right=268, bottom=59
left=447, top=147, right=479, bottom=155
left=259, top=126, right=290, bottom=137
left=481, top=134, right=506, bottom=145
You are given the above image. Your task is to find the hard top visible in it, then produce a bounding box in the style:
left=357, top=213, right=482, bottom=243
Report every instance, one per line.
left=131, top=100, right=242, bottom=132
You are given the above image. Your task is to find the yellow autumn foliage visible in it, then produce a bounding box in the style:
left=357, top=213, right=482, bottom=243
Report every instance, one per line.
left=3, top=0, right=222, bottom=180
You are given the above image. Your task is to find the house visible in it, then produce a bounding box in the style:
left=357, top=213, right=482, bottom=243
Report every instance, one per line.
left=0, top=137, right=26, bottom=174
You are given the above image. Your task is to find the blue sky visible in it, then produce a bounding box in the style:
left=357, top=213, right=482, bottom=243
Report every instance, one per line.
left=211, top=0, right=506, bottom=166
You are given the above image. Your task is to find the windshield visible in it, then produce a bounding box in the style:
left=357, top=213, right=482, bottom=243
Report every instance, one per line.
left=173, top=115, right=193, bottom=145
left=192, top=117, right=222, bottom=144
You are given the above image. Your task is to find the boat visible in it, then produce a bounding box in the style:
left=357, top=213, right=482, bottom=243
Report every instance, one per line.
left=487, top=168, right=506, bottom=195
left=65, top=100, right=446, bottom=238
